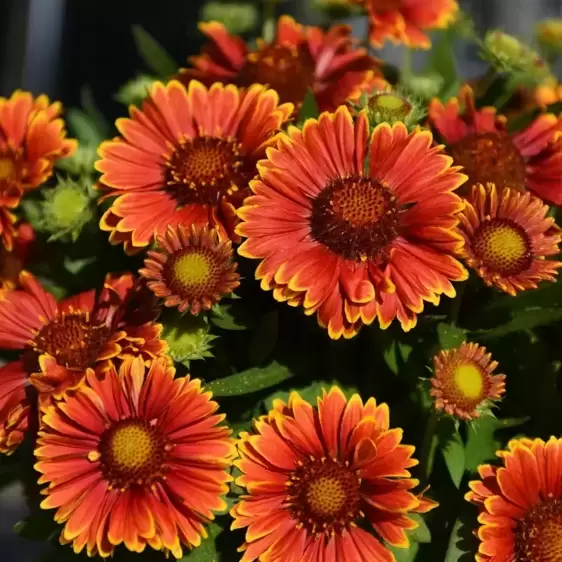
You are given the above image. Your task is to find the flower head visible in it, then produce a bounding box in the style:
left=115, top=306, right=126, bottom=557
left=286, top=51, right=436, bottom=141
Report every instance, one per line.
left=232, top=387, right=437, bottom=562
left=237, top=106, right=467, bottom=338
left=458, top=183, right=562, bottom=295
left=35, top=357, right=235, bottom=558
left=0, top=180, right=20, bottom=250
left=178, top=16, right=378, bottom=114
left=0, top=272, right=167, bottom=454
left=355, top=0, right=459, bottom=49
left=429, top=85, right=562, bottom=204
left=96, top=80, right=292, bottom=252
left=0, top=222, right=35, bottom=291
left=536, top=18, right=562, bottom=53
left=431, top=342, right=506, bottom=420
left=466, top=436, right=562, bottom=561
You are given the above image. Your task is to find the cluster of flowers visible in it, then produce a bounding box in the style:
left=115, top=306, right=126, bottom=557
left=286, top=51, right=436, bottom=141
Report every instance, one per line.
left=0, top=1, right=561, bottom=560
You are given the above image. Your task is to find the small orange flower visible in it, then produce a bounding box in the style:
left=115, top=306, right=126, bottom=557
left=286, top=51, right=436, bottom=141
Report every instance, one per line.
left=354, top=0, right=459, bottom=49
left=0, top=90, right=76, bottom=190
left=237, top=106, right=468, bottom=338
left=458, top=183, right=562, bottom=295
left=96, top=80, right=292, bottom=252
left=0, top=222, right=35, bottom=290
left=35, top=357, right=235, bottom=558
left=466, top=437, right=562, bottom=561
left=0, top=181, right=19, bottom=251
left=429, top=85, right=562, bottom=204
left=0, top=272, right=167, bottom=455
left=231, top=387, right=437, bottom=562
left=431, top=342, right=506, bottom=420
left=140, top=224, right=240, bottom=314
left=178, top=15, right=379, bottom=113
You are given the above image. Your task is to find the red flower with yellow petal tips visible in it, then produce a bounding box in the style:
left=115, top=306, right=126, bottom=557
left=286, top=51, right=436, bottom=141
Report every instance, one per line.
left=178, top=15, right=379, bottom=113
left=96, top=80, right=292, bottom=252
left=35, top=357, right=235, bottom=558
left=0, top=222, right=35, bottom=291
left=466, top=437, right=562, bottom=562
left=0, top=90, right=76, bottom=190
left=231, top=387, right=437, bottom=562
left=140, top=224, right=240, bottom=314
left=458, top=183, right=562, bottom=295
left=352, top=0, right=459, bottom=49
left=428, top=85, right=562, bottom=204
left=236, top=106, right=468, bottom=339
left=0, top=271, right=167, bottom=455
left=0, top=180, right=20, bottom=251
left=431, top=342, right=506, bottom=420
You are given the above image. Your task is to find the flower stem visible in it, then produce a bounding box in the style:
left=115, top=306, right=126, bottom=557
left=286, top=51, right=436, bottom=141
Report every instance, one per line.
left=474, top=66, right=496, bottom=98
left=419, top=410, right=439, bottom=483
left=448, top=281, right=466, bottom=326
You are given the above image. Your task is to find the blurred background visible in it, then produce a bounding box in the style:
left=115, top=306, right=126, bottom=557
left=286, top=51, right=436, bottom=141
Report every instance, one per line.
left=0, top=0, right=560, bottom=560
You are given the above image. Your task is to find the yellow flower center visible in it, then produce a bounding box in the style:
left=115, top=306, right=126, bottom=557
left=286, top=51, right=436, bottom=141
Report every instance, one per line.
left=310, top=176, right=400, bottom=262
left=454, top=363, right=484, bottom=398
left=99, top=420, right=168, bottom=489
left=368, top=93, right=413, bottom=124
left=472, top=217, right=532, bottom=277
left=287, top=458, right=362, bottom=536
left=0, top=157, right=15, bottom=180
left=516, top=498, right=562, bottom=561
left=173, top=252, right=212, bottom=285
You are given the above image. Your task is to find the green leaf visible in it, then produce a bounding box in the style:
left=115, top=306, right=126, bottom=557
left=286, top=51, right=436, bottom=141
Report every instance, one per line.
left=476, top=307, right=562, bottom=339
left=444, top=508, right=477, bottom=562
left=80, top=85, right=110, bottom=139
left=409, top=513, right=431, bottom=543
left=210, top=304, right=250, bottom=331
left=388, top=542, right=419, bottom=562
left=299, top=89, right=319, bottom=122
left=487, top=281, right=562, bottom=311
left=63, top=256, right=98, bottom=275
left=180, top=522, right=222, bottom=560
left=382, top=339, right=413, bottom=375
left=439, top=422, right=465, bottom=488
left=132, top=25, right=179, bottom=79
left=206, top=361, right=294, bottom=396
left=464, top=416, right=529, bottom=472
left=423, top=29, right=457, bottom=97
left=66, top=108, right=105, bottom=145
left=437, top=322, right=467, bottom=350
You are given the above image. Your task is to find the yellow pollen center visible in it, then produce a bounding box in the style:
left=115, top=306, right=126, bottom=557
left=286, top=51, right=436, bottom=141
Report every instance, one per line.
left=454, top=363, right=484, bottom=398
left=305, top=476, right=347, bottom=517
left=173, top=252, right=212, bottom=286
left=110, top=424, right=153, bottom=470
left=472, top=218, right=532, bottom=277
left=375, top=94, right=405, bottom=110
left=0, top=158, right=15, bottom=180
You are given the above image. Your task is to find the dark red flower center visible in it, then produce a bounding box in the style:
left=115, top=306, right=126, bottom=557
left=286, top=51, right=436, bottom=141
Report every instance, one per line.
left=516, top=498, right=562, bottom=561
left=449, top=132, right=526, bottom=192
left=238, top=44, right=315, bottom=108
left=98, top=419, right=169, bottom=489
left=32, top=312, right=111, bottom=370
left=286, top=458, right=362, bottom=535
left=165, top=136, right=250, bottom=206
left=471, top=218, right=532, bottom=277
left=310, top=175, right=400, bottom=262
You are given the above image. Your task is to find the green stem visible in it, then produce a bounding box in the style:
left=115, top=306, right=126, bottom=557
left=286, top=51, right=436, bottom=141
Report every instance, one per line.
left=474, top=66, right=496, bottom=99
left=494, top=75, right=520, bottom=110
left=448, top=281, right=466, bottom=326
left=262, top=0, right=277, bottom=42
left=419, top=410, right=439, bottom=483
left=401, top=48, right=413, bottom=84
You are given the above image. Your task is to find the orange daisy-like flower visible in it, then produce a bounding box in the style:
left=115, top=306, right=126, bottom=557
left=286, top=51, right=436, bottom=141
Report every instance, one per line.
left=428, top=85, right=562, bottom=205
left=466, top=436, right=562, bottom=561
left=0, top=90, right=76, bottom=190
left=140, top=224, right=240, bottom=314
left=0, top=271, right=167, bottom=455
left=236, top=106, right=468, bottom=338
left=178, top=16, right=379, bottom=113
left=231, top=387, right=437, bottom=562
left=353, top=0, right=459, bottom=49
left=35, top=357, right=235, bottom=558
left=96, top=80, right=292, bottom=252
left=0, top=222, right=35, bottom=291
left=431, top=342, right=506, bottom=420
left=458, top=183, right=562, bottom=295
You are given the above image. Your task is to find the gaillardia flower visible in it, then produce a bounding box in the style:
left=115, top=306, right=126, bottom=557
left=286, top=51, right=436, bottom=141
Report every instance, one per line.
left=237, top=106, right=468, bottom=338
left=0, top=90, right=77, bottom=190
left=96, top=80, right=292, bottom=252
left=458, top=183, right=562, bottom=295
left=431, top=342, right=506, bottom=420
left=466, top=436, right=562, bottom=561
left=0, top=271, right=167, bottom=454
left=0, top=180, right=20, bottom=250
left=354, top=0, right=459, bottom=49
left=428, top=85, right=562, bottom=204
left=140, top=224, right=240, bottom=314
left=35, top=357, right=235, bottom=558
left=0, top=222, right=34, bottom=290
left=231, top=387, right=437, bottom=561
left=178, top=16, right=378, bottom=113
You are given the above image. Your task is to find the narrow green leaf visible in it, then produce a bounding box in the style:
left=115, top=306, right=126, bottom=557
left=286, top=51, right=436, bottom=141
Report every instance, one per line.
left=180, top=522, right=221, bottom=560
left=409, top=513, right=431, bottom=543
left=66, top=109, right=104, bottom=145
left=440, top=426, right=465, bottom=488
left=210, top=304, right=250, bottom=331
left=437, top=322, right=467, bottom=350
left=132, top=25, right=179, bottom=79
left=423, top=29, right=457, bottom=97
left=63, top=256, right=98, bottom=275
left=207, top=361, right=294, bottom=397
left=382, top=339, right=413, bottom=375
left=476, top=307, right=562, bottom=339
left=388, top=542, right=419, bottom=562
left=80, top=85, right=110, bottom=138
left=444, top=509, right=476, bottom=562
left=299, top=89, right=319, bottom=122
